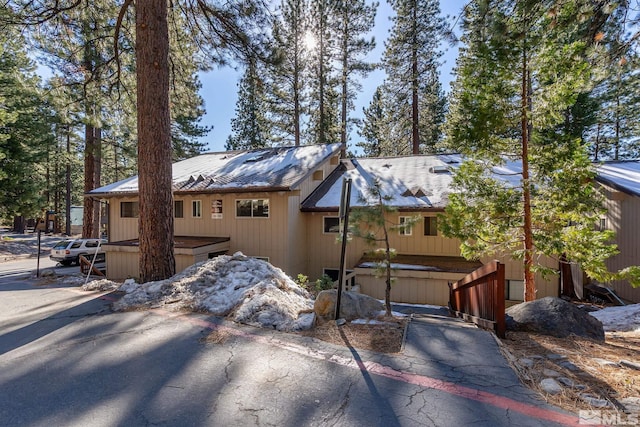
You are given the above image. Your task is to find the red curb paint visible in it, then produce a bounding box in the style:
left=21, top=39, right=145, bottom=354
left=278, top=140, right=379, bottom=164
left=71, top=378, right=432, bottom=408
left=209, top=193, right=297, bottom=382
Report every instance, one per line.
left=149, top=309, right=581, bottom=426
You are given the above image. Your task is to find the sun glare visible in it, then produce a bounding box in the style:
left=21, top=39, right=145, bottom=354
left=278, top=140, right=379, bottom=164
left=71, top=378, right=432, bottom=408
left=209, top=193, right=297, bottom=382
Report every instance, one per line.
left=304, top=32, right=317, bottom=50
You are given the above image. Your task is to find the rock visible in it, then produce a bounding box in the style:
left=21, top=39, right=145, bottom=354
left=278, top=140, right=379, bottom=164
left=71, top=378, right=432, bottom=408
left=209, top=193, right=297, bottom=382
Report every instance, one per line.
left=540, top=378, right=563, bottom=395
left=547, top=353, right=568, bottom=361
left=505, top=297, right=605, bottom=341
left=40, top=269, right=56, bottom=278
left=542, top=368, right=561, bottom=377
left=579, top=393, right=612, bottom=408
left=556, top=360, right=580, bottom=372
left=592, top=358, right=620, bottom=368
left=620, top=360, right=640, bottom=371
left=557, top=377, right=587, bottom=390
left=518, top=358, right=535, bottom=368
left=314, top=290, right=384, bottom=323
left=620, top=397, right=640, bottom=413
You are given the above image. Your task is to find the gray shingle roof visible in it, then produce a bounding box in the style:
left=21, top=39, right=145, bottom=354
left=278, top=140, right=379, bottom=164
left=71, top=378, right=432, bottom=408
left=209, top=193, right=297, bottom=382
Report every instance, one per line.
left=90, top=143, right=342, bottom=196
left=301, top=154, right=460, bottom=211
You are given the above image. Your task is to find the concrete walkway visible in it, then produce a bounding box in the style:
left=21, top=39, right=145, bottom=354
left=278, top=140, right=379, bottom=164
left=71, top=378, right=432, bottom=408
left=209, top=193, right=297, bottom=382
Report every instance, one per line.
left=0, top=277, right=581, bottom=426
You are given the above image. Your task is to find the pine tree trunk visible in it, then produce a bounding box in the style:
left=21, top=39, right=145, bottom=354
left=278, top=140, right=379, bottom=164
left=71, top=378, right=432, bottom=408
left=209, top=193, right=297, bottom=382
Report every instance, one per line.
left=411, top=3, right=419, bottom=155
left=339, top=6, right=348, bottom=157
left=65, top=126, right=71, bottom=236
left=136, top=0, right=175, bottom=282
left=82, top=124, right=96, bottom=238
left=521, top=44, right=536, bottom=302
left=92, top=128, right=102, bottom=237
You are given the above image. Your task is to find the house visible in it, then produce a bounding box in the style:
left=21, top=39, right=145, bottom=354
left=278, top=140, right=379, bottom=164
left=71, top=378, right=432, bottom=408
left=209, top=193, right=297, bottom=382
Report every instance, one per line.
left=299, top=154, right=558, bottom=306
left=89, top=143, right=343, bottom=279
left=89, top=144, right=639, bottom=305
left=595, top=160, right=640, bottom=303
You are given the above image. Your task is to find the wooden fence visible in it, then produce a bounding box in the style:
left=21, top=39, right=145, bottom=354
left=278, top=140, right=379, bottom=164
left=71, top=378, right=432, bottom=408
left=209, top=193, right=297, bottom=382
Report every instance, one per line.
left=448, top=260, right=505, bottom=338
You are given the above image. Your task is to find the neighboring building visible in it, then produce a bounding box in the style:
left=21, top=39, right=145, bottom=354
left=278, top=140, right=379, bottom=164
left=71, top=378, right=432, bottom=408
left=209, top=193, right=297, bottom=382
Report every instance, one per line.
left=300, top=155, right=557, bottom=306
left=596, top=160, right=640, bottom=303
left=90, top=144, right=343, bottom=280
left=89, top=145, right=639, bottom=305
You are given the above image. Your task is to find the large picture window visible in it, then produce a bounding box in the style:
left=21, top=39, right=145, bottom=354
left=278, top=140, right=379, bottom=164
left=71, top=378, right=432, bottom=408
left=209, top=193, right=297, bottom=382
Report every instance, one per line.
left=236, top=199, right=269, bottom=218
left=120, top=202, right=139, bottom=218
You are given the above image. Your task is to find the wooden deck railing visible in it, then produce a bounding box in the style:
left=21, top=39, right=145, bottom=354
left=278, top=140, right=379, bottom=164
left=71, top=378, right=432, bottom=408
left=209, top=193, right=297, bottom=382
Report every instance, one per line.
left=449, top=260, right=505, bottom=338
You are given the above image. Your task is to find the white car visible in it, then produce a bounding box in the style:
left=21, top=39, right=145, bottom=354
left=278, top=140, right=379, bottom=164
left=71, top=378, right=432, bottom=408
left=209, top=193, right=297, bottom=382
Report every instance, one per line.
left=50, top=238, right=106, bottom=266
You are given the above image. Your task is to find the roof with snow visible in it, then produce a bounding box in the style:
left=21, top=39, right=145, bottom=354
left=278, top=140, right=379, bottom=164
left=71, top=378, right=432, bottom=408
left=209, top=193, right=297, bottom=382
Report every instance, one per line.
left=301, top=154, right=461, bottom=211
left=90, top=143, right=342, bottom=196
left=596, top=160, right=640, bottom=197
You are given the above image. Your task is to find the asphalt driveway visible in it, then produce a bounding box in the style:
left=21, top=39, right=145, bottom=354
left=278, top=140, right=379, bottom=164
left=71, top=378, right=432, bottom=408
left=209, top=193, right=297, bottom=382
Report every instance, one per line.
left=0, top=276, right=578, bottom=426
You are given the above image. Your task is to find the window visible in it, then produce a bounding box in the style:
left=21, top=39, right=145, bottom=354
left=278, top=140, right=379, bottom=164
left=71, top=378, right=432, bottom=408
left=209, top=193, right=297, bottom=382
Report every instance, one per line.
left=424, top=217, right=437, bottom=236
left=323, top=217, right=340, bottom=233
left=399, top=216, right=413, bottom=236
left=174, top=200, right=184, bottom=218
left=236, top=199, right=269, bottom=218
left=506, top=280, right=524, bottom=301
left=192, top=200, right=202, bottom=218
left=596, top=218, right=607, bottom=231
left=313, top=170, right=324, bottom=181
left=120, top=202, right=139, bottom=218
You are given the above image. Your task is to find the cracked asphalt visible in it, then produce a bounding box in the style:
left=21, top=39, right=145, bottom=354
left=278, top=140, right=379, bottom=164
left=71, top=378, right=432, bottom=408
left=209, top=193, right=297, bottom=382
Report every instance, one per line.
left=0, top=276, right=580, bottom=426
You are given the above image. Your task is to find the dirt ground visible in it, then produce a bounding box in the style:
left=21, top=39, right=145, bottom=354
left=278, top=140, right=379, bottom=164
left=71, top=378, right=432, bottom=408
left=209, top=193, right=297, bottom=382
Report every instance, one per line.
left=298, top=316, right=409, bottom=354
left=498, top=330, right=640, bottom=413
left=301, top=316, right=640, bottom=414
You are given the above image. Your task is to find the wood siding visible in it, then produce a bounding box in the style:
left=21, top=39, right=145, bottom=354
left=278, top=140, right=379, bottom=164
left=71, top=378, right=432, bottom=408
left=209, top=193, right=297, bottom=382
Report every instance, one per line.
left=296, top=155, right=341, bottom=201
left=601, top=183, right=640, bottom=302
left=305, top=211, right=559, bottom=303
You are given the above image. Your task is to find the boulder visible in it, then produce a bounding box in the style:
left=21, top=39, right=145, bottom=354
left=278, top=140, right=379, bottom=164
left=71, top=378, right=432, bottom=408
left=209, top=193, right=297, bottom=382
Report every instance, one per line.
left=314, top=290, right=384, bottom=323
left=506, top=297, right=605, bottom=341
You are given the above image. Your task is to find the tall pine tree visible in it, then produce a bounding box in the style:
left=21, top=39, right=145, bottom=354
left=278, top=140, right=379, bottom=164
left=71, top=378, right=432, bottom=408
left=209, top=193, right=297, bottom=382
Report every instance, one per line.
left=382, top=0, right=448, bottom=154
left=266, top=0, right=309, bottom=146
left=307, top=0, right=340, bottom=146
left=333, top=0, right=377, bottom=156
left=226, top=58, right=270, bottom=150
left=442, top=0, right=640, bottom=300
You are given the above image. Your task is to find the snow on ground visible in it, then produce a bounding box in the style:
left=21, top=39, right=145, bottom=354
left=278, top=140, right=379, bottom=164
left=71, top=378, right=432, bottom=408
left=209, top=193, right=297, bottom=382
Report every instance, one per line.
left=78, top=254, right=640, bottom=334
left=83, top=252, right=314, bottom=331
left=589, top=304, right=640, bottom=332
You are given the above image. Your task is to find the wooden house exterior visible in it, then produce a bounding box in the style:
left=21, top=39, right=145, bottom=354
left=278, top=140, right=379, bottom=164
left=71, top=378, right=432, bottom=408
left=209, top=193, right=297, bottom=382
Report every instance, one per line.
left=596, top=161, right=640, bottom=303
left=300, top=156, right=560, bottom=306
left=90, top=146, right=640, bottom=306
left=90, top=144, right=342, bottom=280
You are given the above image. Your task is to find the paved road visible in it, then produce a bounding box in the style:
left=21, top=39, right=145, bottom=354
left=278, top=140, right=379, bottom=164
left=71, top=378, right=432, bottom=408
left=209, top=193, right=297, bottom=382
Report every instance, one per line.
left=0, top=276, right=579, bottom=426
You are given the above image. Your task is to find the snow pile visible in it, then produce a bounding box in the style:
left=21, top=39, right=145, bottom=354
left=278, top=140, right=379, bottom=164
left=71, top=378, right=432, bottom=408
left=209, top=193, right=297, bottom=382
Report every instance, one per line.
left=589, top=304, right=640, bottom=332
left=81, top=278, right=122, bottom=291
left=112, top=252, right=314, bottom=331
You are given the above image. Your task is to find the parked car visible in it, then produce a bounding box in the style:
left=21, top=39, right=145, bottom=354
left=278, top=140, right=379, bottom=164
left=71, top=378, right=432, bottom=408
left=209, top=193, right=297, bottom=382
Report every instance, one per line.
left=50, top=238, right=106, bottom=266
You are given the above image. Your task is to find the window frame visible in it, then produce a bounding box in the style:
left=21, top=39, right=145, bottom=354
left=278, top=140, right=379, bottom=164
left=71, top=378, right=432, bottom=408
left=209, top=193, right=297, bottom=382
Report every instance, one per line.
left=505, top=279, right=525, bottom=301
left=192, top=200, right=202, bottom=218
left=174, top=200, right=184, bottom=218
left=424, top=216, right=438, bottom=236
left=323, top=216, right=340, bottom=234
left=120, top=201, right=139, bottom=218
left=235, top=198, right=270, bottom=218
left=398, top=216, right=413, bottom=236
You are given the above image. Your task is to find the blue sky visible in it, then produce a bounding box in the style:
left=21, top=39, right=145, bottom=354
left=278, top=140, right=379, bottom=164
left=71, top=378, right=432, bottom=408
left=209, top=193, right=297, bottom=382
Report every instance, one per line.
left=198, top=0, right=467, bottom=152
